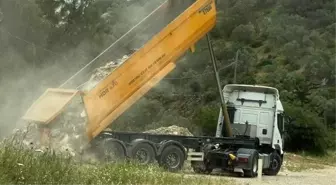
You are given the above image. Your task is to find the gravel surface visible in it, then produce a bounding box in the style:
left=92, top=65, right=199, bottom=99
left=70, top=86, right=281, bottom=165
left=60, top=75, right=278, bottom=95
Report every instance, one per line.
left=184, top=166, right=336, bottom=185
left=235, top=166, right=336, bottom=185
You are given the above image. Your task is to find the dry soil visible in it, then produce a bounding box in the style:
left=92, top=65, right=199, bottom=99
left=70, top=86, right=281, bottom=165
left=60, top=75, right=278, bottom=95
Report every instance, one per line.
left=184, top=165, right=336, bottom=185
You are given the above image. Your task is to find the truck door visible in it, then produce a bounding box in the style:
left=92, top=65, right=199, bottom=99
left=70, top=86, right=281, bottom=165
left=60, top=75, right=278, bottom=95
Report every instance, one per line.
left=257, top=111, right=273, bottom=145
left=236, top=109, right=273, bottom=145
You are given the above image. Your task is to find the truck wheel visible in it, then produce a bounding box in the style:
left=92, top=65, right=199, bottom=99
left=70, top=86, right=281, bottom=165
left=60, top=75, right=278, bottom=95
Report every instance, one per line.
left=130, top=142, right=156, bottom=164
left=158, top=145, right=184, bottom=172
left=101, top=140, right=126, bottom=163
left=264, top=152, right=282, bottom=176
left=244, top=150, right=258, bottom=177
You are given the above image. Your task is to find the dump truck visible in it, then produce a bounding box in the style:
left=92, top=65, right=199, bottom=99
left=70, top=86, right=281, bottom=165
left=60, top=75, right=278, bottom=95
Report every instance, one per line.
left=22, top=0, right=287, bottom=177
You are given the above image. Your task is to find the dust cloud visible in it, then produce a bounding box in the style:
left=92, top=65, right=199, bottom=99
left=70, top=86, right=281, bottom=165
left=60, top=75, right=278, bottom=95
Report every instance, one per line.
left=0, top=41, right=95, bottom=139
left=0, top=0, right=123, bottom=133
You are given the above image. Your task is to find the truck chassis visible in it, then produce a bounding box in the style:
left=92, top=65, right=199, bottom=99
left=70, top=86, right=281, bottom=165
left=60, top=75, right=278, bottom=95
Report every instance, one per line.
left=89, top=130, right=282, bottom=178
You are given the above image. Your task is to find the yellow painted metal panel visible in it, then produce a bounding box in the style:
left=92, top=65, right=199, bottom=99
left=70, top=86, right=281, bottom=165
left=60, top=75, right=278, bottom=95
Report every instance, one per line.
left=87, top=63, right=176, bottom=140
left=22, top=88, right=79, bottom=124
left=83, top=0, right=217, bottom=140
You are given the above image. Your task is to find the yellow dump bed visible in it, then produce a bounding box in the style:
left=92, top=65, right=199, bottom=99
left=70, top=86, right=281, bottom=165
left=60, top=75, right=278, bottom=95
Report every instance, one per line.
left=22, top=88, right=80, bottom=124
left=22, top=0, right=217, bottom=142
left=84, top=0, right=217, bottom=140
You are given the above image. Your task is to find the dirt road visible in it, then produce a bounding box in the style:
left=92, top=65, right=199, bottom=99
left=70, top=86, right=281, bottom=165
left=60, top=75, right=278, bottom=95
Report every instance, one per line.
left=226, top=166, right=336, bottom=185
left=183, top=166, right=336, bottom=185
left=232, top=166, right=336, bottom=185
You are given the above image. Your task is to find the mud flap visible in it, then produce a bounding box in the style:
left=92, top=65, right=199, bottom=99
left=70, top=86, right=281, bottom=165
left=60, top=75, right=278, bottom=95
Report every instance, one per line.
left=235, top=148, right=259, bottom=170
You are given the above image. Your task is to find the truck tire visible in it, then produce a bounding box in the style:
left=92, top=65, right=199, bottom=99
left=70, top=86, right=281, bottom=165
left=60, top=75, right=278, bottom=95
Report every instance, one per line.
left=100, top=139, right=127, bottom=163
left=130, top=142, right=156, bottom=164
left=244, top=150, right=258, bottom=177
left=264, top=152, right=282, bottom=176
left=158, top=145, right=184, bottom=172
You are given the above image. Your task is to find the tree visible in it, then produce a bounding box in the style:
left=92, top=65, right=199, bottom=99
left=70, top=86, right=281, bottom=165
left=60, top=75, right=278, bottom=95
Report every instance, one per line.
left=34, top=0, right=146, bottom=52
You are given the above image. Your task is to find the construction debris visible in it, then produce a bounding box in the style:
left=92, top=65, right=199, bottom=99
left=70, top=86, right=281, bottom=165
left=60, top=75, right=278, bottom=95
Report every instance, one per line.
left=90, top=55, right=128, bottom=81
left=8, top=55, right=131, bottom=157
left=82, top=55, right=130, bottom=91
left=13, top=95, right=86, bottom=157
left=144, top=125, right=193, bottom=136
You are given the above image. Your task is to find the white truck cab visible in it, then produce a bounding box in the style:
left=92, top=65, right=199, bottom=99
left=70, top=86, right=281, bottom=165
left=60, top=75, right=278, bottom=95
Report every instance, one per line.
left=215, top=84, right=286, bottom=175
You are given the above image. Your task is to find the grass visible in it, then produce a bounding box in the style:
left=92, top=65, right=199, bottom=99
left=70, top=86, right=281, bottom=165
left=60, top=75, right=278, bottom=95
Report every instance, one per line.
left=0, top=139, right=231, bottom=185
left=282, top=151, right=336, bottom=172
left=3, top=133, right=335, bottom=184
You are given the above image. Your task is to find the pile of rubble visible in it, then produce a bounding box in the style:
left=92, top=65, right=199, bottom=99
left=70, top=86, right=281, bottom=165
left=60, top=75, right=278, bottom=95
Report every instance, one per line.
left=90, top=55, right=129, bottom=82
left=16, top=124, right=194, bottom=158
left=13, top=55, right=132, bottom=155
left=14, top=95, right=87, bottom=157
left=82, top=55, right=130, bottom=91
left=15, top=55, right=133, bottom=152
left=144, top=125, right=193, bottom=136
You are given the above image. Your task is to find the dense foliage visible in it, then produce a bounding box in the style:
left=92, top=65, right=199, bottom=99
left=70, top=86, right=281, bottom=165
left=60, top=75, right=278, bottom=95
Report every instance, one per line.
left=0, top=0, right=334, bottom=154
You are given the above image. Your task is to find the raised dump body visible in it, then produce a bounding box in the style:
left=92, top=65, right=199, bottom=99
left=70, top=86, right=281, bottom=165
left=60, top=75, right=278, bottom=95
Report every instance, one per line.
left=84, top=0, right=217, bottom=140
left=22, top=0, right=218, bottom=142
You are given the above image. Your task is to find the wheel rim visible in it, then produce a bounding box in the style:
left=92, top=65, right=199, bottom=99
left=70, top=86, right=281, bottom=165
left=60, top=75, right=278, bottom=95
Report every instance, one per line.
left=271, top=158, right=279, bottom=170
left=135, top=149, right=149, bottom=163
left=165, top=152, right=179, bottom=169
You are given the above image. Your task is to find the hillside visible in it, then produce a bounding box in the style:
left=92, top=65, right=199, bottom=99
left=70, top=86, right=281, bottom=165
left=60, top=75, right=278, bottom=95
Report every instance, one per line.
left=112, top=0, right=336, bottom=154
left=0, top=0, right=335, bottom=154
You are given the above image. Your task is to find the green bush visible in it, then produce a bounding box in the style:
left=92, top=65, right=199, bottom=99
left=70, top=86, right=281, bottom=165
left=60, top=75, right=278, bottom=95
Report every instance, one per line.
left=283, top=103, right=334, bottom=155
left=193, top=105, right=219, bottom=136
left=326, top=129, right=336, bottom=150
